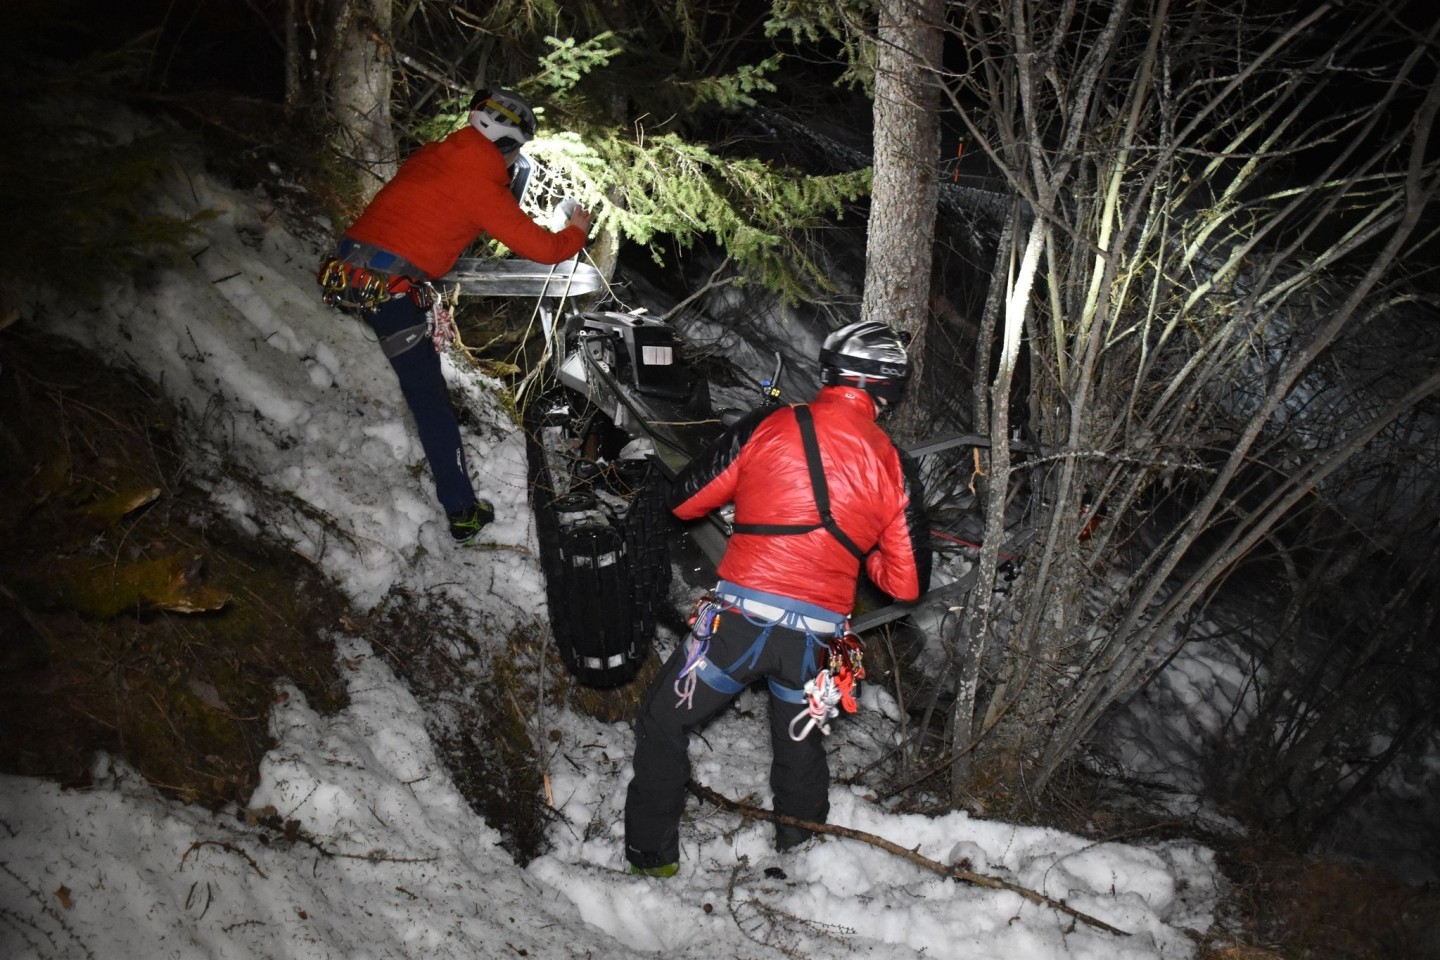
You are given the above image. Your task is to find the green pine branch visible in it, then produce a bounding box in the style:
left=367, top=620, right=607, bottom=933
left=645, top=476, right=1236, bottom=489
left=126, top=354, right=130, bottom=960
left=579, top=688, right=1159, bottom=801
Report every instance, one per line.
left=385, top=4, right=879, bottom=303
left=529, top=131, right=869, bottom=302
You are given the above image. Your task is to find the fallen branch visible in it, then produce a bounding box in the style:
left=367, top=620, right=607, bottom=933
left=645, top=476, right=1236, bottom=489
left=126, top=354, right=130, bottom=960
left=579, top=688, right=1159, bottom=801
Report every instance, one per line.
left=687, top=780, right=1130, bottom=938
left=181, top=839, right=268, bottom=879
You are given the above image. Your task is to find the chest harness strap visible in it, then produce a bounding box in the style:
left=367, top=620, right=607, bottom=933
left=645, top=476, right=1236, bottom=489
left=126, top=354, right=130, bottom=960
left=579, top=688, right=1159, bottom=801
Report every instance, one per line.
left=728, top=405, right=868, bottom=562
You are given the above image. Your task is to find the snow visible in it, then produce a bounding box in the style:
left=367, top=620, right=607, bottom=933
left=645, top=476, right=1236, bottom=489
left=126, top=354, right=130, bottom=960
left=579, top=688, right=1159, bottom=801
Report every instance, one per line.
left=0, top=134, right=1223, bottom=958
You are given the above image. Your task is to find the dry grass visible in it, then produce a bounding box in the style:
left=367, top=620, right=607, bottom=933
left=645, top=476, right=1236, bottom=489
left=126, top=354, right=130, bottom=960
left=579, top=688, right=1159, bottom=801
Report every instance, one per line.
left=1204, top=843, right=1440, bottom=960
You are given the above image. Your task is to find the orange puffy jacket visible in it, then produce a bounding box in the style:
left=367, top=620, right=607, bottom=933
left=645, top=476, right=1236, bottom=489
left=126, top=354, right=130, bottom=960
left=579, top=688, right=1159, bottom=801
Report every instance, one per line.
left=343, top=126, right=585, bottom=279
left=670, top=385, right=931, bottom=614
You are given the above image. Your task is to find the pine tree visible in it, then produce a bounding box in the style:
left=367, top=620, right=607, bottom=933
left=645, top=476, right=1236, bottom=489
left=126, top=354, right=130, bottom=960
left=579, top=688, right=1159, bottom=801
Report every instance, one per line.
left=298, top=1, right=877, bottom=301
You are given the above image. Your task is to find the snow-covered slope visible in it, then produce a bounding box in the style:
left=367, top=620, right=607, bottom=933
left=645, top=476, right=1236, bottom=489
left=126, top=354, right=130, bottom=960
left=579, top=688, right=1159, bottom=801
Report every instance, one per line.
left=0, top=123, right=1222, bottom=960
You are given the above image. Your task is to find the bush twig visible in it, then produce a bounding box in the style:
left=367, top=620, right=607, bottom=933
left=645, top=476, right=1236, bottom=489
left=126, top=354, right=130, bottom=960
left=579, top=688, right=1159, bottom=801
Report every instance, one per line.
left=688, top=780, right=1130, bottom=937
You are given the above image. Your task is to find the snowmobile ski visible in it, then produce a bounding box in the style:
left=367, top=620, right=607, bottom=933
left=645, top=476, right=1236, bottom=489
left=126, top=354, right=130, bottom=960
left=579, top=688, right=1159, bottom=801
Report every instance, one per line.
left=439, top=257, right=606, bottom=298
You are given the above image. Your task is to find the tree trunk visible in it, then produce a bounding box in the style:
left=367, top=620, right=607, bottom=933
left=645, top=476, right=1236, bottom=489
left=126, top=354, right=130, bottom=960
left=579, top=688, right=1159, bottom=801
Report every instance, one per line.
left=283, top=0, right=301, bottom=114
left=862, top=0, right=944, bottom=443
left=324, top=0, right=397, bottom=197
left=952, top=217, right=1044, bottom=792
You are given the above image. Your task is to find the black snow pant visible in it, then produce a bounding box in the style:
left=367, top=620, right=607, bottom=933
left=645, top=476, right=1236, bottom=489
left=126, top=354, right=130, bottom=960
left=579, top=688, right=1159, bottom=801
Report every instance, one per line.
left=624, top=611, right=830, bottom=870
left=362, top=295, right=475, bottom=516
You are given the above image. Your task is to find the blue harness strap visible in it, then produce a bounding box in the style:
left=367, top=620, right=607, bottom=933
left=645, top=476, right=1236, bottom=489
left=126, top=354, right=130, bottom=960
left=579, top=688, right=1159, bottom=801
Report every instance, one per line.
left=769, top=677, right=808, bottom=705
left=336, top=237, right=429, bottom=280
left=688, top=653, right=746, bottom=695
left=687, top=641, right=810, bottom=703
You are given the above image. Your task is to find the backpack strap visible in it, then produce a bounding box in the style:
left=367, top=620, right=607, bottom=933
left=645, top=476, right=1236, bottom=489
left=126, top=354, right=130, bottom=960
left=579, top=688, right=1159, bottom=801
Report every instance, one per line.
left=730, top=405, right=868, bottom=562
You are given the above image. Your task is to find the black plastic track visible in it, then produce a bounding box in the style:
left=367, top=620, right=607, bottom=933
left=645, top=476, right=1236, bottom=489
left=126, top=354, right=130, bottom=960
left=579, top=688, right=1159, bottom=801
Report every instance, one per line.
left=619, top=462, right=674, bottom=643
left=524, top=387, right=658, bottom=688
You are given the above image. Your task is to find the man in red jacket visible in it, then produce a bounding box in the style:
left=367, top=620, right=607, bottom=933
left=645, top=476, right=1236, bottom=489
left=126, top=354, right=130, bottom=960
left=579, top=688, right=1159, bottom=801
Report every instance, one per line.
left=624, top=321, right=931, bottom=877
left=320, top=89, right=592, bottom=543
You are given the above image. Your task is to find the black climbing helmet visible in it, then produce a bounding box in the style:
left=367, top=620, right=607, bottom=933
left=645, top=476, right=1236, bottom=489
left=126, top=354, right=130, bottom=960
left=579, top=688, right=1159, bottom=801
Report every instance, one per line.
left=818, top=320, right=911, bottom=407
left=468, top=88, right=537, bottom=154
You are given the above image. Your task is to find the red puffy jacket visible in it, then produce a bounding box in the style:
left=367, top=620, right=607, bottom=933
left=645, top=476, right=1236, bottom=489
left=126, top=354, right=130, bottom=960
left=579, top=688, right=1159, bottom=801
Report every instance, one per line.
left=344, top=126, right=586, bottom=279
left=670, top=385, right=931, bottom=614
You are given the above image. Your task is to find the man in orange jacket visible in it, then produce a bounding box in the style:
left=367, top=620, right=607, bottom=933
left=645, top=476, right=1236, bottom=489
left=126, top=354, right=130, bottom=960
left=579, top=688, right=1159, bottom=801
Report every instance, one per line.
left=624, top=321, right=931, bottom=877
left=322, top=89, right=592, bottom=543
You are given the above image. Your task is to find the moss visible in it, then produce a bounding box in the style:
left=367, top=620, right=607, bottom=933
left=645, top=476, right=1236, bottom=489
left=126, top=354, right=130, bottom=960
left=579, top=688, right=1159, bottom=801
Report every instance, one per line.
left=564, top=647, right=664, bottom=725
left=0, top=331, right=350, bottom=808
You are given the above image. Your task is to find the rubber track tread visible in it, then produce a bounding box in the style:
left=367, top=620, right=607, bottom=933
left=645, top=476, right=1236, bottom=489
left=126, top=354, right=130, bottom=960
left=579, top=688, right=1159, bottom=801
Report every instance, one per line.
left=524, top=387, right=648, bottom=688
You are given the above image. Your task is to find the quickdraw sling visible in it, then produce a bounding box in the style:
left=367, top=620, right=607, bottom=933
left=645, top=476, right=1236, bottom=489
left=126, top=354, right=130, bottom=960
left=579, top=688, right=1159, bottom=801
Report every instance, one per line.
left=788, top=631, right=864, bottom=740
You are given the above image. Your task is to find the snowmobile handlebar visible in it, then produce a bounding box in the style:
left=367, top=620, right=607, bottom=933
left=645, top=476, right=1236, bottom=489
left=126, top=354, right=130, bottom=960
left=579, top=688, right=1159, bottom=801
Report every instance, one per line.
left=760, top=352, right=784, bottom=406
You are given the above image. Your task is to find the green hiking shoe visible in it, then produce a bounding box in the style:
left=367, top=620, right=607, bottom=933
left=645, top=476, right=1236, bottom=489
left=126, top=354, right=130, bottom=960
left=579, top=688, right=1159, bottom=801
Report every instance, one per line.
left=628, top=862, right=678, bottom=879
left=448, top=500, right=495, bottom=544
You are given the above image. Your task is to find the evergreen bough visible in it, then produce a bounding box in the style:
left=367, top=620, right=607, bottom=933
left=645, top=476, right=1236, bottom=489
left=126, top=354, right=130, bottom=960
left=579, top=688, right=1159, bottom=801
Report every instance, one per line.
left=399, top=20, right=873, bottom=303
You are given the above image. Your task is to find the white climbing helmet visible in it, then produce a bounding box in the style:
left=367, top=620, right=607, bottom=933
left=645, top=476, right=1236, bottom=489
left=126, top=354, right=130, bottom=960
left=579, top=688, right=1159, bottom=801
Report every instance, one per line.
left=468, top=88, right=537, bottom=154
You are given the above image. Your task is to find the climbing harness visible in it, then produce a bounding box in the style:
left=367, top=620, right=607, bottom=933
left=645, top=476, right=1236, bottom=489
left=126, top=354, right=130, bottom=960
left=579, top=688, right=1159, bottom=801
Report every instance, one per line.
left=730, top=405, right=868, bottom=562
left=671, top=581, right=856, bottom=741
left=316, top=238, right=435, bottom=310
left=316, top=254, right=437, bottom=312
left=369, top=286, right=454, bottom=359
left=316, top=239, right=458, bottom=359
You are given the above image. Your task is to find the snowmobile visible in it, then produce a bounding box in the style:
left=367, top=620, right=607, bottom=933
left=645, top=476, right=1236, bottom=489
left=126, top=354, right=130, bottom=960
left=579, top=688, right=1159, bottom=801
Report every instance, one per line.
left=441, top=254, right=1037, bottom=689
left=442, top=254, right=732, bottom=687
left=518, top=306, right=726, bottom=688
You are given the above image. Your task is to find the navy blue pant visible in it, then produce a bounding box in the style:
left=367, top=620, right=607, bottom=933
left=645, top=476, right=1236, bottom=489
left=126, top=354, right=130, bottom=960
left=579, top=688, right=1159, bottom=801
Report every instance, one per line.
left=624, top=612, right=830, bottom=869
left=363, top=296, right=475, bottom=515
